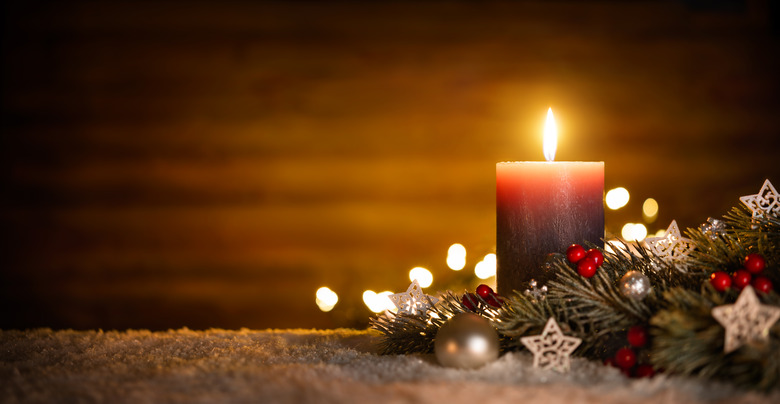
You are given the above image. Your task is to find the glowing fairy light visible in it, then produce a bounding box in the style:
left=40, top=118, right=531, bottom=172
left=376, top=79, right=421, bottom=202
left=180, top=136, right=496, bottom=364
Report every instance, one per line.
left=362, top=290, right=395, bottom=313
left=643, top=198, right=658, bottom=222
left=474, top=253, right=497, bottom=279
left=315, top=287, right=338, bottom=312
left=409, top=267, right=433, bottom=288
left=446, top=243, right=467, bottom=270
left=621, top=223, right=648, bottom=242
left=605, top=187, right=630, bottom=210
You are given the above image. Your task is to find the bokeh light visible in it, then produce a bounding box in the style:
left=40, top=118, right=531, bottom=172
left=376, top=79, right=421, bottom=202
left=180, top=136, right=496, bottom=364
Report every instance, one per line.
left=362, top=290, right=395, bottom=313
left=474, top=253, right=497, bottom=279
left=605, top=187, right=630, bottom=210
left=446, top=243, right=467, bottom=271
left=643, top=198, right=659, bottom=222
left=409, top=267, right=433, bottom=288
left=315, top=287, right=339, bottom=312
left=621, top=223, right=648, bottom=242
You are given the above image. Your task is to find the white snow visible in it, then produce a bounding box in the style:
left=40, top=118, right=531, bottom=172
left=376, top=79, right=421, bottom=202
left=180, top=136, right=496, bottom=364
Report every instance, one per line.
left=0, top=328, right=776, bottom=403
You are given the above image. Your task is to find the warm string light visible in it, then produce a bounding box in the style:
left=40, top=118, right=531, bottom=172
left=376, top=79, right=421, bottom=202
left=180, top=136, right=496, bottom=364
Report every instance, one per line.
left=409, top=267, right=433, bottom=288
left=446, top=243, right=467, bottom=270
left=363, top=290, right=395, bottom=313
left=315, top=287, right=339, bottom=312
left=605, top=187, right=630, bottom=210
left=317, top=242, right=499, bottom=315
left=474, top=253, right=497, bottom=280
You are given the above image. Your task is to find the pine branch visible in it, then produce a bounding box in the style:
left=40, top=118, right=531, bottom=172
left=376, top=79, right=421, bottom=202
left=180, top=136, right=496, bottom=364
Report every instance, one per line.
left=651, top=286, right=780, bottom=391
left=369, top=196, right=780, bottom=391
left=369, top=292, right=501, bottom=355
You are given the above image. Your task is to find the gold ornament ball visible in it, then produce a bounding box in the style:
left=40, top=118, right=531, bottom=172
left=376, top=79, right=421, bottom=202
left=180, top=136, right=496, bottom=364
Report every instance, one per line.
left=434, top=312, right=500, bottom=369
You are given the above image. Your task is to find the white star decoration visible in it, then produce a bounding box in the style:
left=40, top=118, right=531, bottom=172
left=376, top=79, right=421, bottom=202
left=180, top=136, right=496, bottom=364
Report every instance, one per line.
left=645, top=220, right=696, bottom=271
left=740, top=179, right=780, bottom=219
left=388, top=280, right=439, bottom=316
left=521, top=317, right=582, bottom=373
left=712, top=286, right=780, bottom=353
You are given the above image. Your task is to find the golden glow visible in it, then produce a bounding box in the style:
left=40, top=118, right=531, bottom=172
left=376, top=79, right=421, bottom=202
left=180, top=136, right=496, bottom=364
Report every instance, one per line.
left=362, top=290, right=395, bottom=313
left=409, top=267, right=433, bottom=288
left=446, top=243, right=467, bottom=270
left=605, top=187, right=630, bottom=210
left=474, top=253, right=497, bottom=279
left=621, top=223, right=648, bottom=242
left=543, top=108, right=557, bottom=162
left=315, top=287, right=339, bottom=312
left=642, top=198, right=659, bottom=222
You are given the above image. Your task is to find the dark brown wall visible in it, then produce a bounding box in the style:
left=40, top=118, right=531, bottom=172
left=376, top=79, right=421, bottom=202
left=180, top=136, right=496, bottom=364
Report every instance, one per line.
left=3, top=0, right=780, bottom=330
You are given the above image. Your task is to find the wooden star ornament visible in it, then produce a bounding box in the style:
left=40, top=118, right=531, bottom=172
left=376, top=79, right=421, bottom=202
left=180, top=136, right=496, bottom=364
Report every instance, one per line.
left=645, top=220, right=696, bottom=271
left=521, top=317, right=582, bottom=373
left=711, top=286, right=780, bottom=353
left=740, top=179, right=780, bottom=219
left=388, top=279, right=439, bottom=316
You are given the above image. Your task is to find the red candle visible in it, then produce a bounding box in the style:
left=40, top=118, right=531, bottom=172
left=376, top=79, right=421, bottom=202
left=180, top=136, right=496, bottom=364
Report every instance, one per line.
left=496, top=109, right=604, bottom=295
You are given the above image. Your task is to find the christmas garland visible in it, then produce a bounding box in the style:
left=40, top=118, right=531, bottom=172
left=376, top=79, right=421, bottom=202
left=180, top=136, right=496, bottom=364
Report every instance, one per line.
left=370, top=179, right=780, bottom=392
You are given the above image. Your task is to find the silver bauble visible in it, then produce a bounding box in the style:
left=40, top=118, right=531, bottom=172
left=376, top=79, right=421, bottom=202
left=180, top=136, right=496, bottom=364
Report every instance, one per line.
left=619, top=270, right=651, bottom=300
left=434, top=312, right=499, bottom=369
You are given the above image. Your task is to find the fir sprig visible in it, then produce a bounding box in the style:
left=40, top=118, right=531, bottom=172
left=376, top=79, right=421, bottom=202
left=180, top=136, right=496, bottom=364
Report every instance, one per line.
left=370, top=198, right=780, bottom=391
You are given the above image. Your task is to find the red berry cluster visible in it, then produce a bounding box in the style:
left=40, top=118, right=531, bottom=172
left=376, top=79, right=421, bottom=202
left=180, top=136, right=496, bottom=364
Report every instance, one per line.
left=462, top=284, right=504, bottom=311
left=566, top=244, right=604, bottom=278
left=605, top=325, right=656, bottom=378
left=709, top=253, right=773, bottom=293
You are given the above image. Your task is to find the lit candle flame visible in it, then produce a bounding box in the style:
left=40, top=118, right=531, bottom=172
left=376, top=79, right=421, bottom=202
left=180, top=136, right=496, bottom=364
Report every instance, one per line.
left=543, top=107, right=557, bottom=162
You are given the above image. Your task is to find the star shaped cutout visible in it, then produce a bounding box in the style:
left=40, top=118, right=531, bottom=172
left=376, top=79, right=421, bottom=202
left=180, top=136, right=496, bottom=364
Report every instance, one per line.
left=645, top=220, right=696, bottom=271
left=740, top=179, right=780, bottom=219
left=388, top=279, right=439, bottom=316
left=712, top=286, right=780, bottom=353
left=521, top=317, right=582, bottom=373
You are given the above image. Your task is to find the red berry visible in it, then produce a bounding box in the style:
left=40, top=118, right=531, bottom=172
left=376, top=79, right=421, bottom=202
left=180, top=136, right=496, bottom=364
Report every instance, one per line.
left=461, top=293, right=477, bottom=311
left=566, top=244, right=587, bottom=263
left=752, top=276, right=774, bottom=294
left=585, top=249, right=604, bottom=267
left=627, top=325, right=648, bottom=348
left=635, top=364, right=655, bottom=378
left=731, top=269, right=752, bottom=290
left=710, top=271, right=731, bottom=292
left=577, top=258, right=598, bottom=278
left=744, top=253, right=766, bottom=274
left=614, top=347, right=637, bottom=369
left=484, top=294, right=504, bottom=308
left=476, top=284, right=494, bottom=299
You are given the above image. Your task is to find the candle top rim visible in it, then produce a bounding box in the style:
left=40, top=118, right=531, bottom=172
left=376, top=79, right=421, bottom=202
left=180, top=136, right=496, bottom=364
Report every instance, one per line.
left=497, top=161, right=604, bottom=164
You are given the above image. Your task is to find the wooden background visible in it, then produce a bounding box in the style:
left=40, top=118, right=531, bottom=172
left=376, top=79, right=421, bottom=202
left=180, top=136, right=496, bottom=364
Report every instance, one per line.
left=2, top=0, right=780, bottom=330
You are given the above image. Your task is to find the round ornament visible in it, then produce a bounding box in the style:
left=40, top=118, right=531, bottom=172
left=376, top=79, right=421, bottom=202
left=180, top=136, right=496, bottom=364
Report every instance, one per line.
left=614, top=347, right=637, bottom=369
left=619, top=271, right=651, bottom=300
left=731, top=269, right=752, bottom=290
left=434, top=313, right=499, bottom=369
left=744, top=253, right=766, bottom=274
left=752, top=276, right=773, bottom=294
left=635, top=364, right=655, bottom=378
left=577, top=259, right=598, bottom=278
left=627, top=325, right=648, bottom=348
left=710, top=271, right=731, bottom=292
left=566, top=244, right=587, bottom=263
left=476, top=284, right=494, bottom=299
left=585, top=249, right=604, bottom=267
left=461, top=293, right=477, bottom=311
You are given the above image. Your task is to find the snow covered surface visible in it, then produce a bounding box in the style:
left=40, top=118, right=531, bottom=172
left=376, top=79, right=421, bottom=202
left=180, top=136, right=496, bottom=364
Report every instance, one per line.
left=1, top=328, right=777, bottom=403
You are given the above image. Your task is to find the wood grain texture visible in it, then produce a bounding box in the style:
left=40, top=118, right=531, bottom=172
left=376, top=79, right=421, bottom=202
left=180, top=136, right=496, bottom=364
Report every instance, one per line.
left=2, top=0, right=779, bottom=330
